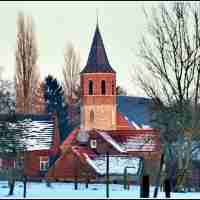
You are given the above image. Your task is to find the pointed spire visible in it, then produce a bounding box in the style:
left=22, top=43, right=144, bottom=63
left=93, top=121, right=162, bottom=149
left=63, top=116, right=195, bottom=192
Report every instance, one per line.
left=81, top=18, right=115, bottom=74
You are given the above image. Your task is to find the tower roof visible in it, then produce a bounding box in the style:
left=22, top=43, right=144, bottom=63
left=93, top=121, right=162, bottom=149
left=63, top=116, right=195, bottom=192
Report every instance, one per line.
left=81, top=24, right=116, bottom=74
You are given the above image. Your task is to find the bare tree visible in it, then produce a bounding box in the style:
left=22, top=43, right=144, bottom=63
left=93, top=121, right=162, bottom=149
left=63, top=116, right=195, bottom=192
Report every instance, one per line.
left=0, top=66, right=20, bottom=195
left=134, top=2, right=200, bottom=191
left=62, top=43, right=81, bottom=129
left=31, top=81, right=46, bottom=114
left=0, top=66, right=15, bottom=114
left=15, top=11, right=39, bottom=114
left=62, top=42, right=81, bottom=103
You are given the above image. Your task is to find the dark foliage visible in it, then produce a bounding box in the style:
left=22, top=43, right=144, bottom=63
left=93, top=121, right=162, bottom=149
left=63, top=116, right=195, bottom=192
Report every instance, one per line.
left=44, top=75, right=72, bottom=142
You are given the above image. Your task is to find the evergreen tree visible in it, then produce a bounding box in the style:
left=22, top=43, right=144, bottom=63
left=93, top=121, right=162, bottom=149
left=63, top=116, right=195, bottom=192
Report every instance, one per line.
left=43, top=75, right=72, bottom=142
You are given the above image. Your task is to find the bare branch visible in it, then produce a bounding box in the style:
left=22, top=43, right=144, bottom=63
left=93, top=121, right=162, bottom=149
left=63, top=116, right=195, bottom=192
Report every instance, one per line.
left=62, top=42, right=81, bottom=103
left=15, top=11, right=39, bottom=113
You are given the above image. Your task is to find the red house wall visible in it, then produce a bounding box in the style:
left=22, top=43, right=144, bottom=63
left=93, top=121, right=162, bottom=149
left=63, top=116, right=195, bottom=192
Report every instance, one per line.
left=24, top=150, right=49, bottom=179
left=24, top=114, right=61, bottom=179
left=48, top=147, right=96, bottom=181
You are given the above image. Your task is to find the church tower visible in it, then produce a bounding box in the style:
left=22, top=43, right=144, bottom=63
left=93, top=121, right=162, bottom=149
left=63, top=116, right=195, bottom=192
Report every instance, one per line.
left=81, top=23, right=117, bottom=131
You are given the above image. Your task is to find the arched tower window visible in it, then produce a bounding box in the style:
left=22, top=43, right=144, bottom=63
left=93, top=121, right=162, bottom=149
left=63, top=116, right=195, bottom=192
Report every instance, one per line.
left=89, top=80, right=93, bottom=95
left=101, top=80, right=106, bottom=95
left=90, top=110, right=94, bottom=123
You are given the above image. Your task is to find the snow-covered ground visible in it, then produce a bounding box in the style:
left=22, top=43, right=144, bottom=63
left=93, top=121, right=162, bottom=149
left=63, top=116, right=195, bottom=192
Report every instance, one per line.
left=0, top=181, right=200, bottom=199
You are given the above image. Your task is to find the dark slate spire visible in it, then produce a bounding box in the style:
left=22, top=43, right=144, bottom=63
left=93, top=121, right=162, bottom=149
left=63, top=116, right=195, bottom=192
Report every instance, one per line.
left=81, top=24, right=116, bottom=74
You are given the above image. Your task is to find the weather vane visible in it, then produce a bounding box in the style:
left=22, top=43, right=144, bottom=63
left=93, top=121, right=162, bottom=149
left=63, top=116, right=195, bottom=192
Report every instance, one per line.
left=96, top=8, right=99, bottom=26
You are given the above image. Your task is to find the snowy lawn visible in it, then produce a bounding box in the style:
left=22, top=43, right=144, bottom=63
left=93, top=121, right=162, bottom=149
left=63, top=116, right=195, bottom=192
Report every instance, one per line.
left=0, top=181, right=200, bottom=199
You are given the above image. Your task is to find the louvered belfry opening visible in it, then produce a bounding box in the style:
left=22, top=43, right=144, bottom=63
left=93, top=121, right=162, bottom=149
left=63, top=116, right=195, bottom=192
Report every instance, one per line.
left=101, top=80, right=106, bottom=95
left=89, top=80, right=93, bottom=95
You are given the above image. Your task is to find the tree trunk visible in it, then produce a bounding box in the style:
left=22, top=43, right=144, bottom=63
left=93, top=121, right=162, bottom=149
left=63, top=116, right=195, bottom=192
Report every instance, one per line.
left=85, top=176, right=89, bottom=189
left=23, top=177, right=27, bottom=198
left=106, top=151, right=109, bottom=198
left=153, top=153, right=164, bottom=197
left=8, top=180, right=15, bottom=196
left=175, top=139, right=192, bottom=192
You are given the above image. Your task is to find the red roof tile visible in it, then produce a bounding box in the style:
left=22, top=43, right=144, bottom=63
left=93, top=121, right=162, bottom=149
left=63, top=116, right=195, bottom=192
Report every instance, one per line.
left=96, top=129, right=161, bottom=152
left=72, top=145, right=96, bottom=157
left=62, top=128, right=80, bottom=146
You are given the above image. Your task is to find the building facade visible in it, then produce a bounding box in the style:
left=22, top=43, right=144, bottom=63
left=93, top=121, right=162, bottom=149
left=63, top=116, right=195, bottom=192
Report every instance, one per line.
left=81, top=24, right=117, bottom=131
left=47, top=24, right=162, bottom=184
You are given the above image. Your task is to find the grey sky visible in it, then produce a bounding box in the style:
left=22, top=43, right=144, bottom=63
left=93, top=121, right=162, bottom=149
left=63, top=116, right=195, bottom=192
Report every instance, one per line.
left=0, top=1, right=160, bottom=96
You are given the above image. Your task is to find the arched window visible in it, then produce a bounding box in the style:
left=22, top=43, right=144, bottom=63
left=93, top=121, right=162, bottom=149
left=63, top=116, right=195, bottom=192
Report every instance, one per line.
left=90, top=110, right=94, bottom=123
left=101, top=80, right=106, bottom=95
left=89, top=80, right=93, bottom=95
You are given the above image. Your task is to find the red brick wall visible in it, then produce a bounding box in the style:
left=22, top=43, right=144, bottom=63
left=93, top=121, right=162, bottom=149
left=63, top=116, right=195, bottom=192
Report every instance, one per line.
left=48, top=148, right=96, bottom=181
left=23, top=113, right=61, bottom=178
left=81, top=73, right=116, bottom=109
left=81, top=73, right=116, bottom=96
left=24, top=150, right=49, bottom=178
left=81, top=73, right=117, bottom=130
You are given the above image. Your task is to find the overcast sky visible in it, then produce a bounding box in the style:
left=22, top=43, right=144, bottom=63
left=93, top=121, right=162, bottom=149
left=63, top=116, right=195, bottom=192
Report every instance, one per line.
left=0, top=1, right=161, bottom=96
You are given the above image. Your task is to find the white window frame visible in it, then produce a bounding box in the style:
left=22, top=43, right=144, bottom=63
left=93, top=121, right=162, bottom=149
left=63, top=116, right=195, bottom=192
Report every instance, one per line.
left=40, top=157, right=49, bottom=171
left=90, top=139, right=97, bottom=149
left=13, top=160, right=16, bottom=169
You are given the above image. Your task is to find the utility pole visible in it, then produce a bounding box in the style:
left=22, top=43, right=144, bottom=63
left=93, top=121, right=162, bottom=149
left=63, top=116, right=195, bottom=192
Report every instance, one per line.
left=106, top=151, right=109, bottom=198
left=74, top=156, right=78, bottom=190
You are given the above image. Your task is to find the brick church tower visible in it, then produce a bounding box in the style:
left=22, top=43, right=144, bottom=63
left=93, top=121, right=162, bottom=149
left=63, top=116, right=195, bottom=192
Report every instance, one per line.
left=81, top=24, right=117, bottom=131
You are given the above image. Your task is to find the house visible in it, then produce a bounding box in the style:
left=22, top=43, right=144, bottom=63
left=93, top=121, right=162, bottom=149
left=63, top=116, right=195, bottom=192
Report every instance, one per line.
left=0, top=114, right=60, bottom=180
left=47, top=23, right=162, bottom=184
left=3, top=22, right=161, bottom=183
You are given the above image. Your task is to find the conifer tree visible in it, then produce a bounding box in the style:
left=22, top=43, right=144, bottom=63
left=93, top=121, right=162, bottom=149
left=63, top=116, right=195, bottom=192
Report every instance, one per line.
left=44, top=75, right=71, bottom=142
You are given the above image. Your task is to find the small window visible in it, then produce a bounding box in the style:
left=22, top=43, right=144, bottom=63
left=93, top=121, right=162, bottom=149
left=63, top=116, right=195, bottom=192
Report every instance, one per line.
left=90, top=139, right=97, bottom=149
left=90, top=110, right=94, bottom=123
left=40, top=156, right=49, bottom=171
left=112, top=81, right=114, bottom=95
left=89, top=80, right=93, bottom=95
left=101, top=80, right=106, bottom=95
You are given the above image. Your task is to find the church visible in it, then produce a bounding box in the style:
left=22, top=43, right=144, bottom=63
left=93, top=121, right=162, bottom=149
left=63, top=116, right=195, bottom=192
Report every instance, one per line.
left=47, top=23, right=161, bottom=183
left=0, top=22, right=161, bottom=184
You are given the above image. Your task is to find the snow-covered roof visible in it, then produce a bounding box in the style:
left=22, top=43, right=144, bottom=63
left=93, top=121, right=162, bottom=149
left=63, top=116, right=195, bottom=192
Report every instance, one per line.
left=17, top=119, right=54, bottom=151
left=98, top=131, right=126, bottom=153
left=84, top=154, right=141, bottom=175
left=131, top=121, right=141, bottom=129
left=120, top=136, right=157, bottom=152
left=97, top=131, right=159, bottom=152
left=0, top=114, right=54, bottom=151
